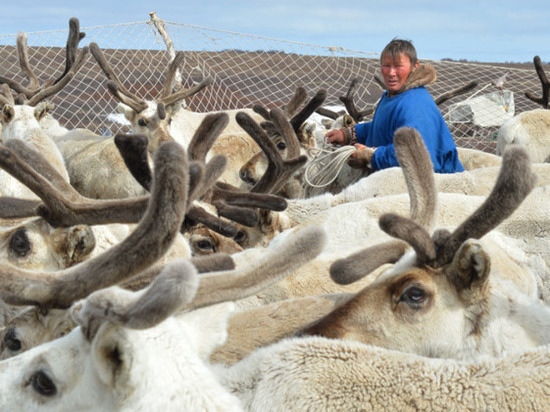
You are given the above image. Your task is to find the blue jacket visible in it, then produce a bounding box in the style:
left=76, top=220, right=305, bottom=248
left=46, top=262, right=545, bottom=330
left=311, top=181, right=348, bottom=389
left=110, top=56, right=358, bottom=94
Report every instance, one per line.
left=355, top=87, right=464, bottom=173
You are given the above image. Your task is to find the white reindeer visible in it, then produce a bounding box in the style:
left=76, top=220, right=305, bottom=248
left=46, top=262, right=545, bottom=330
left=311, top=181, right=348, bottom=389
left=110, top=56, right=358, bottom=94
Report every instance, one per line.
left=89, top=42, right=269, bottom=189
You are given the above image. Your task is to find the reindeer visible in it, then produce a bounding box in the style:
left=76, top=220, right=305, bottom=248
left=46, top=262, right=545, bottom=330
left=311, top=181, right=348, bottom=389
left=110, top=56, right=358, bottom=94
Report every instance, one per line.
left=294, top=135, right=550, bottom=360
left=208, top=128, right=549, bottom=365
left=89, top=42, right=269, bottom=189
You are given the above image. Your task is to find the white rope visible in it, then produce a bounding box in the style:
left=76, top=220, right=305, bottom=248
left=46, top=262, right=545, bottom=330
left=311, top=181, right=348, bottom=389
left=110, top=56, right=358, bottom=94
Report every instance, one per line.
left=303, top=144, right=357, bottom=189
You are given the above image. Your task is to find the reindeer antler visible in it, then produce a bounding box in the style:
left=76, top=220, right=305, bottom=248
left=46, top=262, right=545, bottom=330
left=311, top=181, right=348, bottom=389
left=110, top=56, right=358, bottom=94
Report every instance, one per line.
left=91, top=42, right=213, bottom=112
left=329, top=127, right=437, bottom=285
left=0, top=140, right=189, bottom=309
left=358, top=145, right=537, bottom=276
left=0, top=18, right=89, bottom=106
left=338, top=78, right=375, bottom=122
left=434, top=146, right=536, bottom=266
left=434, top=80, right=479, bottom=106
left=237, top=109, right=308, bottom=195
left=525, top=55, right=550, bottom=109
left=113, top=113, right=287, bottom=236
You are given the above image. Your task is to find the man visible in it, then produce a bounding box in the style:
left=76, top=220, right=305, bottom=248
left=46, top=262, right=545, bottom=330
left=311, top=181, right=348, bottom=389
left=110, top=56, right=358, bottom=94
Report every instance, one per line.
left=326, top=38, right=464, bottom=174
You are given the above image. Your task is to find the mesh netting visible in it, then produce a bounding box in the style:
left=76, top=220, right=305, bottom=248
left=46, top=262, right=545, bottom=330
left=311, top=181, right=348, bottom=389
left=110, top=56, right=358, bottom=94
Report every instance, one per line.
left=0, top=17, right=544, bottom=154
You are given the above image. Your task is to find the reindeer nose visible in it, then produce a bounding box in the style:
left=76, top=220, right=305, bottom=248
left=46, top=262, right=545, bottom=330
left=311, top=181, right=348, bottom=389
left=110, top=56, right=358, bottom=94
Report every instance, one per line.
left=239, top=167, right=259, bottom=185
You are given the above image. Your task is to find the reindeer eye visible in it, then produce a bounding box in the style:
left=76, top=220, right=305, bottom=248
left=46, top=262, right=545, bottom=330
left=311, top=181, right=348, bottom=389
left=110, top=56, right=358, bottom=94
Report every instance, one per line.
left=31, top=370, right=57, bottom=397
left=10, top=228, right=31, bottom=257
left=276, top=141, right=287, bottom=151
left=196, top=239, right=215, bottom=252
left=3, top=328, right=22, bottom=352
left=233, top=230, right=247, bottom=245
left=138, top=119, right=147, bottom=127
left=400, top=286, right=428, bottom=307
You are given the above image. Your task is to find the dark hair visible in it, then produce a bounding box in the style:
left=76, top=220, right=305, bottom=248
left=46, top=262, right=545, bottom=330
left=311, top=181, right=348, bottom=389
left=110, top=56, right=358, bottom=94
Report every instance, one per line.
left=380, top=38, right=418, bottom=66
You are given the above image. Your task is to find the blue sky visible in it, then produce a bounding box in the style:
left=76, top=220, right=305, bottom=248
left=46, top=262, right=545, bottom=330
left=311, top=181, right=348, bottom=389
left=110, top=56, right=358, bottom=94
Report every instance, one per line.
left=2, top=1, right=549, bottom=63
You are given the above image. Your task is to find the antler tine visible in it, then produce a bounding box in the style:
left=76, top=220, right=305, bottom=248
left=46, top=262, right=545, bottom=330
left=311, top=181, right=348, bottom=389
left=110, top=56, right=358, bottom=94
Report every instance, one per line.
left=315, top=106, right=340, bottom=120
left=0, top=141, right=189, bottom=309
left=0, top=197, right=42, bottom=219
left=160, top=51, right=185, bottom=99
left=213, top=182, right=286, bottom=211
left=379, top=213, right=436, bottom=264
left=185, top=225, right=327, bottom=309
left=208, top=181, right=287, bottom=228
left=183, top=206, right=239, bottom=238
left=434, top=80, right=479, bottom=106
left=330, top=240, right=409, bottom=285
left=105, top=80, right=148, bottom=113
left=436, top=146, right=537, bottom=266
left=90, top=42, right=148, bottom=112
left=16, top=31, right=40, bottom=95
left=187, top=112, right=230, bottom=163
left=271, top=106, right=301, bottom=159
left=289, top=89, right=327, bottom=133
left=525, top=55, right=550, bottom=109
left=284, top=86, right=308, bottom=118
left=0, top=84, right=15, bottom=107
left=338, top=78, right=363, bottom=122
left=252, top=104, right=271, bottom=120
left=158, top=76, right=213, bottom=108
left=393, top=127, right=437, bottom=230
left=26, top=46, right=90, bottom=107
left=53, top=17, right=86, bottom=85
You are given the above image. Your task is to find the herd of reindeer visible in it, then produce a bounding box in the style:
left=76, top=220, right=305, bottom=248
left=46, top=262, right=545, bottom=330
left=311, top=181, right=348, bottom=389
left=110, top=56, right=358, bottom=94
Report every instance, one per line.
left=0, top=17, right=550, bottom=411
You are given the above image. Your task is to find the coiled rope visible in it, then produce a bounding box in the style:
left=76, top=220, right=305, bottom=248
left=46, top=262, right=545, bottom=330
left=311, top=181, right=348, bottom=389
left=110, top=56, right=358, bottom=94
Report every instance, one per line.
left=303, top=143, right=357, bottom=189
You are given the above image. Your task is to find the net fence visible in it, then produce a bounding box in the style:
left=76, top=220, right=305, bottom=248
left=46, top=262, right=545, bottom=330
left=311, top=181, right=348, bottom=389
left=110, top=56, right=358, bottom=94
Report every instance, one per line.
left=0, top=15, right=545, bottom=153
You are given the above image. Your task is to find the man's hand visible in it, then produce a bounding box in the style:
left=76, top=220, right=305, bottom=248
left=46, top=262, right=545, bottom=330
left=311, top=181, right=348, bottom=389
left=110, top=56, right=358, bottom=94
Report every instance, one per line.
left=348, top=144, right=376, bottom=169
left=325, top=129, right=345, bottom=145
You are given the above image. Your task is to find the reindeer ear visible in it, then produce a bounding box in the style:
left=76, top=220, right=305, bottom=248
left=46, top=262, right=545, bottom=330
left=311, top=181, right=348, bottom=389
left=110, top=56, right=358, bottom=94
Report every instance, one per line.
left=2, top=105, right=15, bottom=124
left=91, top=324, right=133, bottom=389
left=342, top=114, right=355, bottom=128
left=446, top=239, right=491, bottom=305
left=34, top=101, right=54, bottom=121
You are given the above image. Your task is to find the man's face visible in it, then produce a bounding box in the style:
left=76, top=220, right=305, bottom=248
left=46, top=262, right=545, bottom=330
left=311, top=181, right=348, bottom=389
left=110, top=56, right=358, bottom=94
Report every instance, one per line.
left=381, top=52, right=419, bottom=92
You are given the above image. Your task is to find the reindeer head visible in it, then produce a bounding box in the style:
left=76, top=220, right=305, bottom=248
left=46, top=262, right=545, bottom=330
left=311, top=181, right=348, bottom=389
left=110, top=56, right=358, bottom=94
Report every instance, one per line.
left=90, top=43, right=212, bottom=152
left=0, top=218, right=95, bottom=271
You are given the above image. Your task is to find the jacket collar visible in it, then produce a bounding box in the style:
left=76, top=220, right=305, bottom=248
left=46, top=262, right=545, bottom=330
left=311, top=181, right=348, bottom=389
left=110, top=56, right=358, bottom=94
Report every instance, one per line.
left=387, top=64, right=437, bottom=96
